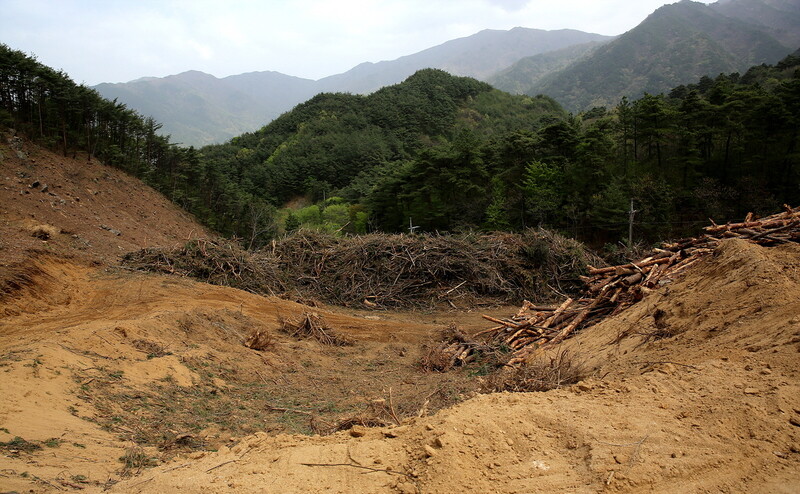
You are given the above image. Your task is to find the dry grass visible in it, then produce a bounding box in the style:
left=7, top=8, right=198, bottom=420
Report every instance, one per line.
left=28, top=223, right=60, bottom=240
left=244, top=328, right=275, bottom=351
left=483, top=349, right=586, bottom=393
left=118, top=446, right=157, bottom=477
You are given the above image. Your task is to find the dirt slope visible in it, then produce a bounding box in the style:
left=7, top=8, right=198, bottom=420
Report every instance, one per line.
left=0, top=256, right=491, bottom=492
left=1, top=239, right=796, bottom=493
left=0, top=132, right=211, bottom=269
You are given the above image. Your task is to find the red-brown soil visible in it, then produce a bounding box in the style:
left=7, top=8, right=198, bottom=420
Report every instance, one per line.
left=0, top=131, right=211, bottom=269
left=1, top=135, right=798, bottom=493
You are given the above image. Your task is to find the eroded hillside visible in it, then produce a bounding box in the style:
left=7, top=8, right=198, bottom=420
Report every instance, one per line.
left=0, top=132, right=211, bottom=269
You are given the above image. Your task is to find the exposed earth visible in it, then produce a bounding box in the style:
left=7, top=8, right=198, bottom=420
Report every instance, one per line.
left=1, top=136, right=799, bottom=493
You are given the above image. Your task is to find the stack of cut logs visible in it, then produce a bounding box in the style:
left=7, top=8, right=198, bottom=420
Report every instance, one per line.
left=458, top=205, right=800, bottom=366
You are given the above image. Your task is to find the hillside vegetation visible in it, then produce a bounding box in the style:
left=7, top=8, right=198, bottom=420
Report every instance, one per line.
left=488, top=41, right=607, bottom=95
left=194, top=53, right=800, bottom=245
left=2, top=43, right=799, bottom=249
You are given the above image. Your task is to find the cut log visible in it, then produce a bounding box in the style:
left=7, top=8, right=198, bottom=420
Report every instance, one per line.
left=481, top=315, right=520, bottom=328
left=588, top=256, right=673, bottom=276
left=542, top=297, right=573, bottom=329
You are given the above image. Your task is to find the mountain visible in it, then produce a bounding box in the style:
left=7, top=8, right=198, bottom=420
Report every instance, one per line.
left=487, top=41, right=608, bottom=94
left=712, top=0, right=800, bottom=48
left=526, top=0, right=798, bottom=111
left=94, top=70, right=316, bottom=146
left=314, top=27, right=611, bottom=94
left=93, top=27, right=609, bottom=146
left=196, top=68, right=570, bottom=232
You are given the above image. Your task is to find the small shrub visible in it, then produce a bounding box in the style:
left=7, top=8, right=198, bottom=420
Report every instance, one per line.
left=0, top=436, right=42, bottom=453
left=280, top=312, right=352, bottom=346
left=29, top=224, right=60, bottom=240
left=119, top=446, right=157, bottom=476
left=244, top=328, right=275, bottom=351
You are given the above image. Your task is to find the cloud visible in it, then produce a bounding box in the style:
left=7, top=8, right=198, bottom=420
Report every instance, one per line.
left=485, top=0, right=530, bottom=12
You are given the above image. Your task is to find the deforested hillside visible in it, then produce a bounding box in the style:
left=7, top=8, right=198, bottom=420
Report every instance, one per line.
left=0, top=44, right=272, bottom=243
left=0, top=133, right=213, bottom=270
left=2, top=207, right=796, bottom=493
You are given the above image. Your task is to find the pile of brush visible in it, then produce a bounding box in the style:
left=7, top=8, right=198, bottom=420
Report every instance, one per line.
left=123, top=229, right=601, bottom=309
left=122, top=239, right=288, bottom=295
left=279, top=312, right=352, bottom=346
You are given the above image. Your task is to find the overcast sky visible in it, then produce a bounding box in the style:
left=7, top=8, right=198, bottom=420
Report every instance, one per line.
left=1, top=0, right=715, bottom=85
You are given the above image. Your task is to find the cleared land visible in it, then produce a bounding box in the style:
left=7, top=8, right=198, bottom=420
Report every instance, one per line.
left=1, top=136, right=798, bottom=493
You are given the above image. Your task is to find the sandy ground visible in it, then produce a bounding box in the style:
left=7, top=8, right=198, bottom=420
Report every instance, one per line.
left=1, top=135, right=799, bottom=493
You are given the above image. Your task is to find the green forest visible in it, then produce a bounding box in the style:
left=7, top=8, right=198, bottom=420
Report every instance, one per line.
left=2, top=43, right=799, bottom=248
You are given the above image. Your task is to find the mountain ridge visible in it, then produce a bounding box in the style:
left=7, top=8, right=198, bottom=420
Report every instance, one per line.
left=93, top=27, right=610, bottom=146
left=523, top=0, right=796, bottom=111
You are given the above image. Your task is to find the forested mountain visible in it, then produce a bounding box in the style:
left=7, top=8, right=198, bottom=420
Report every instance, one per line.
left=93, top=27, right=609, bottom=146
left=526, top=0, right=798, bottom=111
left=94, top=70, right=317, bottom=146
left=92, top=0, right=800, bottom=147
left=487, top=41, right=607, bottom=95
left=711, top=0, right=800, bottom=48
left=195, top=52, right=800, bottom=243
left=198, top=69, right=568, bottom=235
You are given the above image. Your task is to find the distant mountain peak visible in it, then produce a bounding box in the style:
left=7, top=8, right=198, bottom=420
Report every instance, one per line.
left=523, top=0, right=796, bottom=111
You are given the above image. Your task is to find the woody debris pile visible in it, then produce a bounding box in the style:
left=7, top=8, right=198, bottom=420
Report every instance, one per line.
left=468, top=205, right=800, bottom=366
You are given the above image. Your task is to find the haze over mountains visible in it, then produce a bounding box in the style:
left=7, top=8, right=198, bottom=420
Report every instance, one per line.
left=95, top=28, right=609, bottom=145
left=94, top=0, right=800, bottom=146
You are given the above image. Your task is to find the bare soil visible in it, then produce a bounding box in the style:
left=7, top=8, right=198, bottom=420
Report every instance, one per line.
left=1, top=136, right=799, bottom=493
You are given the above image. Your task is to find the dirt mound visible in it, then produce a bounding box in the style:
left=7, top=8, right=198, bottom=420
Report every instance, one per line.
left=123, top=229, right=602, bottom=309
left=440, top=206, right=800, bottom=366
left=0, top=132, right=213, bottom=271
left=95, top=238, right=800, bottom=493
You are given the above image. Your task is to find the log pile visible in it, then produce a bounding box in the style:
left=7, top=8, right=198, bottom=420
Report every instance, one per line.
left=420, top=324, right=499, bottom=371
left=471, top=205, right=800, bottom=366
